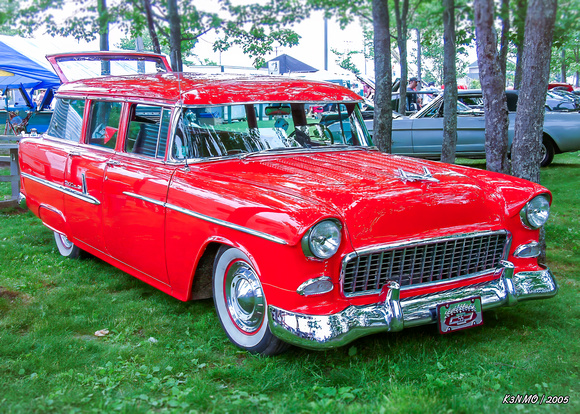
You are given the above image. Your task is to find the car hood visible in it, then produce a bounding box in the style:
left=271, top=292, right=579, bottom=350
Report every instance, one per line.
left=190, top=149, right=542, bottom=249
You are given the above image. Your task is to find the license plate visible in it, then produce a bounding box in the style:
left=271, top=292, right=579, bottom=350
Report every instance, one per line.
left=437, top=296, right=483, bottom=334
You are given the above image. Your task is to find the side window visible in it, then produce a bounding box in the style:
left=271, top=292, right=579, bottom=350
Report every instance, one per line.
left=87, top=101, right=123, bottom=149
left=125, top=104, right=170, bottom=159
left=46, top=98, right=86, bottom=142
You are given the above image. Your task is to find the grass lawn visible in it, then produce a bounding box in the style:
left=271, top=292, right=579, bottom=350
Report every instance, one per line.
left=0, top=152, right=578, bottom=413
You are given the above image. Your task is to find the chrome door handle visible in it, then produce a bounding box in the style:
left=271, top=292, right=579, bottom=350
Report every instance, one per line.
left=69, top=151, right=82, bottom=157
left=106, top=160, right=123, bottom=166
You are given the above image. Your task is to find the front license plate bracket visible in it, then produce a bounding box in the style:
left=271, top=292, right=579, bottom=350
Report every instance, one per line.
left=437, top=296, right=483, bottom=334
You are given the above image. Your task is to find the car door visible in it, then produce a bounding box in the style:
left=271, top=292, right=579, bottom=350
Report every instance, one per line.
left=63, top=99, right=123, bottom=253
left=19, top=97, right=86, bottom=234
left=409, top=100, right=445, bottom=155
left=411, top=98, right=486, bottom=156
left=101, top=104, right=175, bottom=285
left=391, top=118, right=414, bottom=154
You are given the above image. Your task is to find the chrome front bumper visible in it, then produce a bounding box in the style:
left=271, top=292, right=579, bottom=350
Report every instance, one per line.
left=268, top=261, right=558, bottom=350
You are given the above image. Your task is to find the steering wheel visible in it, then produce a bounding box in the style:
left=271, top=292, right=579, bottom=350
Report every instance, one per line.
left=288, top=128, right=312, bottom=147
left=92, top=123, right=106, bottom=139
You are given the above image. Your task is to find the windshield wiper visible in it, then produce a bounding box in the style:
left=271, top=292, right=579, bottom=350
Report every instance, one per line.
left=240, top=146, right=308, bottom=159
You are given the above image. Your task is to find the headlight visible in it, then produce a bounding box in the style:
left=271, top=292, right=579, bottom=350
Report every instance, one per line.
left=520, top=194, right=550, bottom=229
left=302, top=219, right=342, bottom=259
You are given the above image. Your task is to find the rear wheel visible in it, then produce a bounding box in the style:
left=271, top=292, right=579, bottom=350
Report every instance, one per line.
left=540, top=137, right=555, bottom=167
left=54, top=232, right=81, bottom=259
left=212, top=247, right=289, bottom=355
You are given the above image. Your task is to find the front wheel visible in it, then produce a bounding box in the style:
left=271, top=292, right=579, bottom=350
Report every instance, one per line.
left=54, top=232, right=81, bottom=259
left=212, top=247, right=289, bottom=355
left=540, top=137, right=555, bottom=167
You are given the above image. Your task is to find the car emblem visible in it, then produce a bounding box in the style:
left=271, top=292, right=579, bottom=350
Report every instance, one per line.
left=396, top=166, right=439, bottom=183
left=443, top=303, right=478, bottom=328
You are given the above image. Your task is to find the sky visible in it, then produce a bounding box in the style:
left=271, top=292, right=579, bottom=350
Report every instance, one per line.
left=24, top=8, right=370, bottom=78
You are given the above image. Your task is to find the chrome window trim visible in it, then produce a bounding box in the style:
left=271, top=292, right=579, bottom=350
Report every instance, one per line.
left=166, top=145, right=374, bottom=165
left=176, top=100, right=363, bottom=108
left=339, top=230, right=512, bottom=298
left=122, top=192, right=288, bottom=245
left=113, top=151, right=168, bottom=164
left=22, top=172, right=101, bottom=205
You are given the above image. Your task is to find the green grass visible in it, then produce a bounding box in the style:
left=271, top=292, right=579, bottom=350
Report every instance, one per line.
left=0, top=167, right=10, bottom=200
left=1, top=152, right=579, bottom=413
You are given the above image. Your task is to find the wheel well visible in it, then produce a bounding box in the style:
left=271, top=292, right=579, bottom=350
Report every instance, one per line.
left=543, top=133, right=560, bottom=154
left=190, top=242, right=222, bottom=300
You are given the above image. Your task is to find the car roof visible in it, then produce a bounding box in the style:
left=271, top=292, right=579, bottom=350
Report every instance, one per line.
left=457, top=89, right=519, bottom=96
left=56, top=72, right=363, bottom=106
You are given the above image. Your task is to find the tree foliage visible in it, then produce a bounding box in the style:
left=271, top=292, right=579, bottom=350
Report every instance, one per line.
left=332, top=48, right=361, bottom=74
left=3, top=0, right=307, bottom=70
left=549, top=0, right=580, bottom=84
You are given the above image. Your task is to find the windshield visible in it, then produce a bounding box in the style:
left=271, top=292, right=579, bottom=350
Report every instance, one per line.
left=171, top=102, right=372, bottom=160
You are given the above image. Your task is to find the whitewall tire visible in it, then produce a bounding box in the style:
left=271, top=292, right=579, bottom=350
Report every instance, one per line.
left=54, top=232, right=81, bottom=259
left=212, top=247, right=289, bottom=355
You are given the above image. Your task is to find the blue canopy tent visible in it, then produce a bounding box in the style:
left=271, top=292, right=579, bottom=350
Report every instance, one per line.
left=0, top=36, right=60, bottom=89
left=1, top=35, right=61, bottom=133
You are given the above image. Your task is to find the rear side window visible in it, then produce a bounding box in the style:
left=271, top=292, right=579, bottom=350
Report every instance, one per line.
left=125, top=104, right=171, bottom=159
left=87, top=101, right=123, bottom=149
left=46, top=98, right=85, bottom=142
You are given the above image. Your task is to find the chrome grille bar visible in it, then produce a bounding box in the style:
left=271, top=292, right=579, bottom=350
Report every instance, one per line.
left=341, top=231, right=510, bottom=297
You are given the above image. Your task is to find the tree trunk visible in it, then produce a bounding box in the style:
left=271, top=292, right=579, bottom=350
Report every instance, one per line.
left=372, top=0, right=393, bottom=153
left=575, top=48, right=579, bottom=87
left=97, top=0, right=110, bottom=76
left=416, top=28, right=422, bottom=86
left=474, top=0, right=510, bottom=174
left=394, top=0, right=409, bottom=115
left=561, top=48, right=566, bottom=82
left=512, top=0, right=557, bottom=264
left=512, top=0, right=558, bottom=184
left=441, top=0, right=458, bottom=164
left=143, top=0, right=161, bottom=54
left=513, top=0, right=527, bottom=90
left=167, top=0, right=183, bottom=71
left=499, top=0, right=510, bottom=87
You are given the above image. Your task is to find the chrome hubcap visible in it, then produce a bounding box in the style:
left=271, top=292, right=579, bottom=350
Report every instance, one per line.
left=59, top=234, right=74, bottom=249
left=540, top=143, right=547, bottom=161
left=225, top=261, right=265, bottom=333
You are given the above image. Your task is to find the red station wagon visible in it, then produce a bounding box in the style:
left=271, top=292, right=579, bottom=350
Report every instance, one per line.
left=18, top=52, right=558, bottom=354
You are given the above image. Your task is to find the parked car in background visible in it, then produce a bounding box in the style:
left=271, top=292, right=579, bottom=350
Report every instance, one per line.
left=19, top=53, right=558, bottom=355
left=548, top=82, right=573, bottom=92
left=545, top=90, right=578, bottom=111
left=366, top=89, right=580, bottom=166
left=548, top=88, right=580, bottom=111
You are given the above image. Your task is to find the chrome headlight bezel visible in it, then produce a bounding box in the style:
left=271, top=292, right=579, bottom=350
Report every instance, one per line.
left=301, top=219, right=342, bottom=260
left=520, top=194, right=551, bottom=230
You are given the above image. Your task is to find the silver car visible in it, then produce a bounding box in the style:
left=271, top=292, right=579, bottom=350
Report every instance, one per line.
left=366, top=90, right=580, bottom=166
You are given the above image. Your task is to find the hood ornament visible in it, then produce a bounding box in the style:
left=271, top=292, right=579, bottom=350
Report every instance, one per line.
left=396, top=166, right=439, bottom=183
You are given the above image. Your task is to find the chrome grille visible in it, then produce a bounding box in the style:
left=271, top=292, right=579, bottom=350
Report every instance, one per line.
left=341, top=231, right=509, bottom=296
